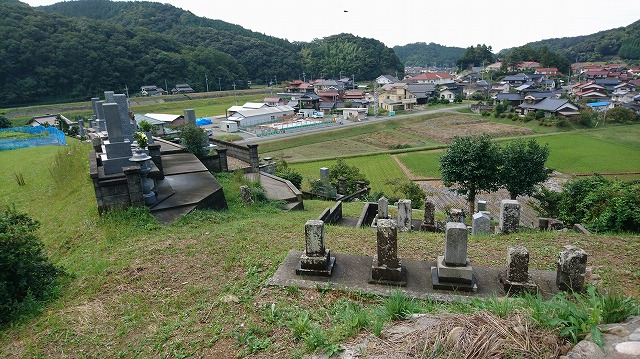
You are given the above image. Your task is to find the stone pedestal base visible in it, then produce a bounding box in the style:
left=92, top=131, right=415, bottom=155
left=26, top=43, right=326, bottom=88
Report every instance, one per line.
left=499, top=272, right=538, bottom=295
left=369, top=259, right=407, bottom=286
left=296, top=250, right=335, bottom=277
left=431, top=256, right=477, bottom=292
left=420, top=222, right=438, bottom=232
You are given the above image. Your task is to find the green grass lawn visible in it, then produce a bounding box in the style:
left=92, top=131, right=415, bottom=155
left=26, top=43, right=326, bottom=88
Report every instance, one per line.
left=396, top=150, right=444, bottom=178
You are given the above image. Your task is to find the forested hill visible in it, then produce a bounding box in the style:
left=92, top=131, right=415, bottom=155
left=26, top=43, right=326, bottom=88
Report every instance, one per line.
left=0, top=0, right=403, bottom=107
left=393, top=42, right=466, bottom=68
left=513, top=19, right=640, bottom=62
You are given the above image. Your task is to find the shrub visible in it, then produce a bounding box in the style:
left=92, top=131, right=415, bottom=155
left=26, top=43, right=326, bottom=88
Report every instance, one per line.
left=180, top=123, right=209, bottom=158
left=0, top=206, right=63, bottom=324
left=328, top=158, right=370, bottom=195
left=385, top=178, right=424, bottom=209
left=275, top=161, right=303, bottom=189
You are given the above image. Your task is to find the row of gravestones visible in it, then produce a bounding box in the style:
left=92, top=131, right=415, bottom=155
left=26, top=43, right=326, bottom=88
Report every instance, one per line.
left=295, top=219, right=588, bottom=294
left=373, top=196, right=521, bottom=235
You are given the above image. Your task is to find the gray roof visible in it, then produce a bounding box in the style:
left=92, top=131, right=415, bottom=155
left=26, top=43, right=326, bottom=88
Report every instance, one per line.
left=518, top=98, right=577, bottom=112
left=525, top=91, right=557, bottom=100
left=379, top=74, right=401, bottom=83
left=495, top=93, right=522, bottom=101
left=503, top=73, right=530, bottom=82
left=405, top=83, right=436, bottom=98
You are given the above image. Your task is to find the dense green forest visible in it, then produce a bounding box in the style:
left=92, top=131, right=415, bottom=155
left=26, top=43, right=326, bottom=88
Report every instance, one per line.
left=511, top=19, right=640, bottom=62
left=392, top=42, right=465, bottom=68
left=0, top=0, right=403, bottom=107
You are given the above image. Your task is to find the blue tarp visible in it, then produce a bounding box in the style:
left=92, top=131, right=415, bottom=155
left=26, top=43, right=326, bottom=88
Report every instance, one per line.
left=196, top=118, right=212, bottom=126
left=586, top=102, right=611, bottom=108
left=0, top=126, right=66, bottom=151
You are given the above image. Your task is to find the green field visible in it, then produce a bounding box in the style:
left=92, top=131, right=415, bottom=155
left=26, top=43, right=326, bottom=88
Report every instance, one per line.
left=290, top=154, right=406, bottom=194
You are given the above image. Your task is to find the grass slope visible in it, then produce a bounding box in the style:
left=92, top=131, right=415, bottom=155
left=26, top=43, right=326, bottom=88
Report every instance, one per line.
left=0, top=144, right=638, bottom=357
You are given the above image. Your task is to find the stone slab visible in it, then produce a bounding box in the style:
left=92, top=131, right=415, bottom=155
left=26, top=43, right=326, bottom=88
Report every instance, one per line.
left=149, top=171, right=221, bottom=210
left=369, top=264, right=407, bottom=287
left=104, top=141, right=133, bottom=158
left=161, top=152, right=209, bottom=175
left=296, top=255, right=335, bottom=277
left=268, top=250, right=561, bottom=300
left=431, top=267, right=477, bottom=293
left=436, top=256, right=473, bottom=283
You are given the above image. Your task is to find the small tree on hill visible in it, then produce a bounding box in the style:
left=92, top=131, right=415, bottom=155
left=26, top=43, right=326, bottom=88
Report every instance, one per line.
left=439, top=135, right=502, bottom=215
left=499, top=139, right=551, bottom=200
left=180, top=123, right=209, bottom=158
left=0, top=115, right=11, bottom=129
left=328, top=158, right=370, bottom=194
left=0, top=206, right=63, bottom=324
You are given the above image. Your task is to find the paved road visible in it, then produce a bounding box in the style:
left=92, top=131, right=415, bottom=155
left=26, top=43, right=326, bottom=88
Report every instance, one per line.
left=235, top=105, right=468, bottom=145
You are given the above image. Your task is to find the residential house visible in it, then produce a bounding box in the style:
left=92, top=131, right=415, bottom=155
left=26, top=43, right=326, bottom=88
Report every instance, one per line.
left=405, top=83, right=436, bottom=104
left=134, top=114, right=168, bottom=135
left=378, top=83, right=416, bottom=111
left=376, top=74, right=401, bottom=85
left=485, top=62, right=502, bottom=71
left=140, top=85, right=166, bottom=96
left=534, top=68, right=561, bottom=76
left=502, top=73, right=531, bottom=85
left=264, top=97, right=286, bottom=106
left=298, top=93, right=321, bottom=110
left=227, top=105, right=295, bottom=127
left=438, top=83, right=462, bottom=102
left=343, top=90, right=365, bottom=101
left=143, top=113, right=187, bottom=128
left=408, top=72, right=455, bottom=85
left=285, top=80, right=315, bottom=94
left=314, top=79, right=345, bottom=92
left=27, top=114, right=74, bottom=127
left=594, top=78, right=620, bottom=92
left=494, top=93, right=524, bottom=108
left=228, top=102, right=268, bottom=116
left=339, top=107, right=367, bottom=121
left=611, top=89, right=638, bottom=104
left=518, top=98, right=579, bottom=117
left=517, top=61, right=541, bottom=71
left=171, top=84, right=194, bottom=94
left=462, top=80, right=491, bottom=99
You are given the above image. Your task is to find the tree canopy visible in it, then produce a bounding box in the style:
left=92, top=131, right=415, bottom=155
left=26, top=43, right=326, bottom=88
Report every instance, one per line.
left=499, top=139, right=550, bottom=200
left=439, top=135, right=502, bottom=215
left=456, top=44, right=495, bottom=70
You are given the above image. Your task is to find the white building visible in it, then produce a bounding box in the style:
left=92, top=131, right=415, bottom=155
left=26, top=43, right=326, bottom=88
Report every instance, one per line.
left=227, top=105, right=295, bottom=127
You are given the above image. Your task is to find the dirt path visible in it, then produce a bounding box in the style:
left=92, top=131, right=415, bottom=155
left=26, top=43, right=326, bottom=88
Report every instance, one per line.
left=391, top=154, right=417, bottom=180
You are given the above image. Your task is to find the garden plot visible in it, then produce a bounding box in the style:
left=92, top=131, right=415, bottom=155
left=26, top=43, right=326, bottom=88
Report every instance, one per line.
left=397, top=115, right=534, bottom=144
left=351, top=131, right=426, bottom=149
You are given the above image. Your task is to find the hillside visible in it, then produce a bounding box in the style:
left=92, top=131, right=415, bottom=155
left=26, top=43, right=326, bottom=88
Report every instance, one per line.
left=393, top=42, right=466, bottom=67
left=0, top=0, right=404, bottom=107
left=511, top=19, right=640, bottom=62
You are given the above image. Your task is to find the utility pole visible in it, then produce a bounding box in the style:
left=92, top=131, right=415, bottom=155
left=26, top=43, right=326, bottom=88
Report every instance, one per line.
left=124, top=85, right=129, bottom=98
left=374, top=82, right=379, bottom=117
left=205, top=73, right=209, bottom=92
left=352, top=74, right=355, bottom=89
left=302, top=72, right=306, bottom=82
left=165, top=79, right=168, bottom=93
left=233, top=82, right=237, bottom=105
left=218, top=77, right=222, bottom=91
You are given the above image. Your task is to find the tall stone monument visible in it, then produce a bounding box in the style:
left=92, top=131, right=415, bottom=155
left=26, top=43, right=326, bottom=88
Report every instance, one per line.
left=420, top=199, right=438, bottom=232
left=396, top=199, right=412, bottom=232
left=499, top=199, right=520, bottom=234
left=100, top=103, right=133, bottom=175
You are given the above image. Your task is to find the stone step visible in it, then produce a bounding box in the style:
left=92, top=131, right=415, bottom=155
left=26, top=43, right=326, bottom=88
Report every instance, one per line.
left=283, top=201, right=304, bottom=211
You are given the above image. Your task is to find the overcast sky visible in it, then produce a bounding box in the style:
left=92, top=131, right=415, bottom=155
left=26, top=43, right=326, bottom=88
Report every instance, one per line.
left=22, top=0, right=639, bottom=52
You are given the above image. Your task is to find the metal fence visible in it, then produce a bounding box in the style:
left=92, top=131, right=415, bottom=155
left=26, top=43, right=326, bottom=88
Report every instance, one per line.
left=0, top=126, right=66, bottom=151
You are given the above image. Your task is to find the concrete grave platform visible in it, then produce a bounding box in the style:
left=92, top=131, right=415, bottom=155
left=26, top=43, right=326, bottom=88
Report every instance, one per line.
left=268, top=250, right=561, bottom=300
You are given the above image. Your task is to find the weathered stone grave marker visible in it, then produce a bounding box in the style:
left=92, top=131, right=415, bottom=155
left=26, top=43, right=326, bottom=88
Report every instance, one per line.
left=296, top=220, right=335, bottom=277
left=370, top=219, right=406, bottom=286
left=500, top=246, right=537, bottom=294
left=471, top=212, right=490, bottom=235
left=499, top=199, right=520, bottom=234
left=448, top=208, right=464, bottom=223
left=420, top=199, right=437, bottom=232
left=396, top=199, right=412, bottom=232
left=556, top=245, right=587, bottom=292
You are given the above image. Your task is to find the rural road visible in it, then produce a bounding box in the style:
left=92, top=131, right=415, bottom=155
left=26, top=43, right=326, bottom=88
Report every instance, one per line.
left=235, top=105, right=468, bottom=145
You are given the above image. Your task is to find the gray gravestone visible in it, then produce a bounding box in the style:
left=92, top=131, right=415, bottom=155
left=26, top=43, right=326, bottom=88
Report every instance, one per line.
left=432, top=221, right=476, bottom=291
left=477, top=200, right=487, bottom=212
left=556, top=245, right=587, bottom=292
left=378, top=197, right=389, bottom=219
left=444, top=222, right=468, bottom=266
left=319, top=167, right=329, bottom=180
left=397, top=199, right=412, bottom=232
left=501, top=246, right=537, bottom=294
left=184, top=109, right=196, bottom=126
left=91, top=98, right=100, bottom=118
left=499, top=199, right=520, bottom=234
left=449, top=208, right=464, bottom=223
left=370, top=219, right=406, bottom=285
left=471, top=212, right=490, bottom=235
left=507, top=246, right=529, bottom=283
left=421, top=200, right=437, bottom=232
left=104, top=91, right=115, bottom=103
left=101, top=103, right=133, bottom=175
left=296, top=220, right=335, bottom=276
left=113, top=94, right=133, bottom=141
left=77, top=119, right=85, bottom=136
left=95, top=100, right=106, bottom=131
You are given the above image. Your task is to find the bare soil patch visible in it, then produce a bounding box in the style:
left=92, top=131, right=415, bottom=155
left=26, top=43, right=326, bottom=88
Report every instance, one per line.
left=351, top=131, right=422, bottom=149
left=397, top=115, right=534, bottom=144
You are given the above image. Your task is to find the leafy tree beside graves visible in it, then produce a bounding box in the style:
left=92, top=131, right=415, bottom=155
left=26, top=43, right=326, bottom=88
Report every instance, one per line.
left=328, top=158, right=370, bottom=195
left=0, top=206, right=63, bottom=324
left=499, top=139, right=550, bottom=200
left=439, top=135, right=502, bottom=215
left=179, top=124, right=209, bottom=158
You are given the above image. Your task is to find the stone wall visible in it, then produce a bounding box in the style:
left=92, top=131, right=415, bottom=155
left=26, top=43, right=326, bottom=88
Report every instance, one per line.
left=211, top=139, right=259, bottom=169
left=318, top=201, right=343, bottom=224
left=89, top=150, right=144, bottom=214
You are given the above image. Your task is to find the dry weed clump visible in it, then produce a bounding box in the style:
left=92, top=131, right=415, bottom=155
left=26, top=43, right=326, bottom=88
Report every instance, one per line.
left=366, top=311, right=561, bottom=358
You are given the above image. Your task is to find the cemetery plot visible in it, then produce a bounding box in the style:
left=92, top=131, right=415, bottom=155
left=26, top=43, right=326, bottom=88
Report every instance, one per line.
left=397, top=115, right=534, bottom=144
